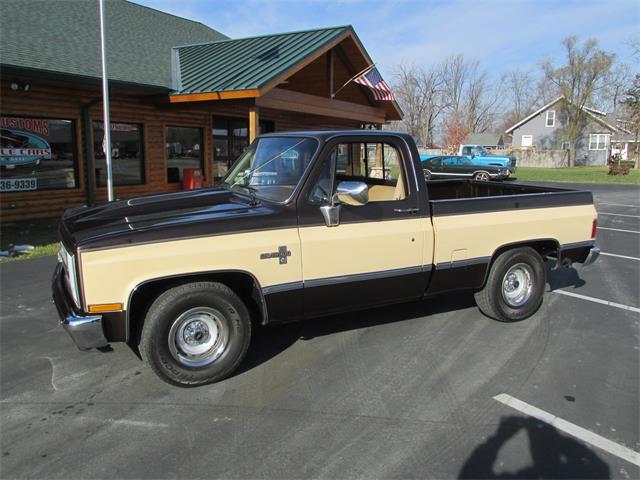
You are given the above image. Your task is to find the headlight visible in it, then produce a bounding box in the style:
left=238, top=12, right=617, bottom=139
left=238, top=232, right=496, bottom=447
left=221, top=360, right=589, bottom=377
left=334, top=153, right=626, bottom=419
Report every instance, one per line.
left=58, top=243, right=81, bottom=308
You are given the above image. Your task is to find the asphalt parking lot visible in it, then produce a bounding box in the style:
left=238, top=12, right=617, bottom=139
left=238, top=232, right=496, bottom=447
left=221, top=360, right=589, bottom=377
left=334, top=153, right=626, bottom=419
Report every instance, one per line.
left=1, top=183, right=638, bottom=479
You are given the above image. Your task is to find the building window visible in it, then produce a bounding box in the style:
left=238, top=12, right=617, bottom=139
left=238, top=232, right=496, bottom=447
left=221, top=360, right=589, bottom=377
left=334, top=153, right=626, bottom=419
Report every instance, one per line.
left=212, top=116, right=274, bottom=179
left=166, top=126, right=203, bottom=183
left=521, top=135, right=533, bottom=147
left=589, top=134, right=610, bottom=151
left=561, top=142, right=570, bottom=151
left=93, top=122, right=144, bottom=186
left=546, top=110, right=556, bottom=127
left=0, top=116, right=78, bottom=192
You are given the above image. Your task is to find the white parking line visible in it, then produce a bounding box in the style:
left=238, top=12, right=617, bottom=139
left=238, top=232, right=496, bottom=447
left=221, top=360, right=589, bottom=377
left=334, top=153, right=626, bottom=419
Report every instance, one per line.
left=552, top=290, right=640, bottom=313
left=598, top=212, right=640, bottom=218
left=597, top=227, right=640, bottom=234
left=494, top=394, right=640, bottom=467
left=598, top=202, right=640, bottom=208
left=600, top=252, right=640, bottom=261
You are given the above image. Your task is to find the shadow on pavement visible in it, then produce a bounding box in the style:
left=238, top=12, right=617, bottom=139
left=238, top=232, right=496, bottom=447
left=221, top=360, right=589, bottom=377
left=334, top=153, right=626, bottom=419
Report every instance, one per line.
left=235, top=290, right=477, bottom=376
left=546, top=263, right=586, bottom=291
left=458, top=416, right=610, bottom=479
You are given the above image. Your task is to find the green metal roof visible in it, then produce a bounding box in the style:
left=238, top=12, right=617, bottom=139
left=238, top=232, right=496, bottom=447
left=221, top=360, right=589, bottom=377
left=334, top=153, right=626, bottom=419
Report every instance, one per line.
left=173, top=26, right=352, bottom=94
left=0, top=0, right=227, bottom=89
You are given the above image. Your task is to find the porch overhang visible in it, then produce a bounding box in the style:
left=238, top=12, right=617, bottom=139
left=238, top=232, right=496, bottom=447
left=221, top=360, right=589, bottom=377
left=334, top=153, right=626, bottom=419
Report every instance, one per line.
left=168, top=26, right=403, bottom=122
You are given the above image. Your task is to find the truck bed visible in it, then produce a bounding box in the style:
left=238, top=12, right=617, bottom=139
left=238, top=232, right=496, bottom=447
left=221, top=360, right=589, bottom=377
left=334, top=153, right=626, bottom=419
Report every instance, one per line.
left=427, top=180, right=593, bottom=216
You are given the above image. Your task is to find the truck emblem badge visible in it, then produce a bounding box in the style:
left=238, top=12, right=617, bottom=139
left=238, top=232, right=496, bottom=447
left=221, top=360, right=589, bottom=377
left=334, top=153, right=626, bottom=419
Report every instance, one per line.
left=260, top=246, right=291, bottom=264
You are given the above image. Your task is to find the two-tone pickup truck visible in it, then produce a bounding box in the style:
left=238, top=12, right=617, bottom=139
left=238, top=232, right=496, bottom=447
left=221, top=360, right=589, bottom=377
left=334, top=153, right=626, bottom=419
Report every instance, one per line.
left=53, top=131, right=599, bottom=386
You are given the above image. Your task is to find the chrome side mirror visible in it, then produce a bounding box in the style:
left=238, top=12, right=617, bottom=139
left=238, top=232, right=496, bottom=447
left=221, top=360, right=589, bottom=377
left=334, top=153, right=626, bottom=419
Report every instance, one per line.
left=335, top=181, right=369, bottom=206
left=319, top=181, right=368, bottom=227
left=320, top=204, right=341, bottom=227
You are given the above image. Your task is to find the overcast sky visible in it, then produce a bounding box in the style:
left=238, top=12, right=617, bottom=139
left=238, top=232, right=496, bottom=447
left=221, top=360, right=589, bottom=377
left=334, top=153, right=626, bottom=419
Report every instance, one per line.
left=137, top=0, right=638, bottom=80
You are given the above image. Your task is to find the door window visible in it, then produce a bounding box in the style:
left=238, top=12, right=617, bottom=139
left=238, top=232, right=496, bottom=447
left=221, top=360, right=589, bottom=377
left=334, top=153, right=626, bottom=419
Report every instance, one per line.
left=309, top=141, right=407, bottom=204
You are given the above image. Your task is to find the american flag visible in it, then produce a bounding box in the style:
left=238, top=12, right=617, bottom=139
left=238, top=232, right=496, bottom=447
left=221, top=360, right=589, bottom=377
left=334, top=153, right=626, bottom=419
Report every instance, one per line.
left=354, top=67, right=395, bottom=101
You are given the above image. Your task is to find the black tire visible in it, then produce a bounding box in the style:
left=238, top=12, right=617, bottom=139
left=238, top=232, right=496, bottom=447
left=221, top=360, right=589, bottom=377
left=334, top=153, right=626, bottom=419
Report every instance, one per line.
left=474, top=247, right=545, bottom=322
left=140, top=281, right=251, bottom=387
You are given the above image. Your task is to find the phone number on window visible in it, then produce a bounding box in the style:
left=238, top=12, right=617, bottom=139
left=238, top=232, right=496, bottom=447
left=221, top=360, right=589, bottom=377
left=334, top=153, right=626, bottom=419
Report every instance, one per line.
left=0, top=178, right=38, bottom=192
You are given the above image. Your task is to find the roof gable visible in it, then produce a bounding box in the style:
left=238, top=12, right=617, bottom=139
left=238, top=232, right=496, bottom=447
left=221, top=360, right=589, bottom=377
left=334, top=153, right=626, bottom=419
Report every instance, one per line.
left=0, top=0, right=227, bottom=89
left=172, top=26, right=352, bottom=95
left=505, top=96, right=618, bottom=134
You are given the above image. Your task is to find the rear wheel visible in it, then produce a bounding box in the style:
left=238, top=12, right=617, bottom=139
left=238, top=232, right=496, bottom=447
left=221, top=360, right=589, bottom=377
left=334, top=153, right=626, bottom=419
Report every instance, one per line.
left=474, top=247, right=545, bottom=322
left=424, top=169, right=432, bottom=180
left=140, top=281, right=251, bottom=387
left=473, top=171, right=491, bottom=181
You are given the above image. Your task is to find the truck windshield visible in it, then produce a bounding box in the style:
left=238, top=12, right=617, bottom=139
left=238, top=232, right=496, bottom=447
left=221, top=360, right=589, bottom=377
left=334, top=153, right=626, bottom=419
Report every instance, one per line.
left=221, top=136, right=319, bottom=203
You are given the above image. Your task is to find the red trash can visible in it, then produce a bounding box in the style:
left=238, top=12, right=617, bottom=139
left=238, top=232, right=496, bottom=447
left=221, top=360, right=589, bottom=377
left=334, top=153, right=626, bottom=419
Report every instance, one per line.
left=183, top=168, right=203, bottom=189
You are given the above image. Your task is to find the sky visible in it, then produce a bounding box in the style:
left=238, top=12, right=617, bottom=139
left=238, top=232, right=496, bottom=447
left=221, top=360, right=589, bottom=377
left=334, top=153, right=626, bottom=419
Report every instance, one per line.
left=136, top=0, right=639, bottom=82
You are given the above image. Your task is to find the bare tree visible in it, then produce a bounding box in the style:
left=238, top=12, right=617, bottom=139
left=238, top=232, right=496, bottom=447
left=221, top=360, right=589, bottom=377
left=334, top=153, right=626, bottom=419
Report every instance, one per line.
left=392, top=63, right=447, bottom=145
left=596, top=63, right=631, bottom=113
left=465, top=72, right=503, bottom=133
left=440, top=54, right=502, bottom=139
left=621, top=74, right=640, bottom=167
left=502, top=69, right=538, bottom=119
left=542, top=36, right=614, bottom=166
left=627, top=34, right=640, bottom=58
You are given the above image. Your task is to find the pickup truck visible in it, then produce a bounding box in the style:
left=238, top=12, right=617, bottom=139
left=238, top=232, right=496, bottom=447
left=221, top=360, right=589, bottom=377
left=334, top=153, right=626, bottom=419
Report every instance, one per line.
left=53, top=131, right=599, bottom=387
left=421, top=145, right=516, bottom=172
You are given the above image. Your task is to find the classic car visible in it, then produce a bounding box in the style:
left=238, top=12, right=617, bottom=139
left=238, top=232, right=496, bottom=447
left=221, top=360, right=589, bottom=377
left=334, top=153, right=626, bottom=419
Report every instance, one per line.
left=422, top=155, right=510, bottom=181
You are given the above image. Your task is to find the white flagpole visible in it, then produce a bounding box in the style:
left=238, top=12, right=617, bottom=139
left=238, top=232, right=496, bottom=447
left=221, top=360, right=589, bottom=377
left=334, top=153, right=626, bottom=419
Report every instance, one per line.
left=98, top=0, right=114, bottom=202
left=331, top=64, right=375, bottom=99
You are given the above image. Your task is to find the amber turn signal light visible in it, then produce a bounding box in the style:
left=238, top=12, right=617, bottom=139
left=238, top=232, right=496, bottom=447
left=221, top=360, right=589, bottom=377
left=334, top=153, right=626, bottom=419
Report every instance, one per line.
left=88, top=303, right=123, bottom=313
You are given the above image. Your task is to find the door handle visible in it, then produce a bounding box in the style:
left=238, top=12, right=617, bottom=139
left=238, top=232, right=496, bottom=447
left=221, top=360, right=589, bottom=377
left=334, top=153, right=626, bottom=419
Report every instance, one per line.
left=394, top=208, right=419, bottom=214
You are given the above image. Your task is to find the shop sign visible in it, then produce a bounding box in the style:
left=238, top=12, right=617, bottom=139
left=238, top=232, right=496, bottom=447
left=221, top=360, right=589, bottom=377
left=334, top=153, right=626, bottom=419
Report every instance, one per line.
left=0, top=177, right=38, bottom=192
left=1, top=120, right=52, bottom=167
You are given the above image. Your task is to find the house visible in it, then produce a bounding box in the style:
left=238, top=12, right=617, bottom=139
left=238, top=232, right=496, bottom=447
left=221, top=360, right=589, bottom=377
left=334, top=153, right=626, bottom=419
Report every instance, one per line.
left=0, top=0, right=401, bottom=221
left=505, top=96, right=620, bottom=165
left=463, top=132, right=506, bottom=150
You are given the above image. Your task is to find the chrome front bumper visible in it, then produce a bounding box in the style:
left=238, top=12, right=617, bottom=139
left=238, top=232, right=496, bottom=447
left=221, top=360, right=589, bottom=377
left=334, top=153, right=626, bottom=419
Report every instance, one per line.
left=52, top=263, right=109, bottom=350
left=582, top=246, right=601, bottom=267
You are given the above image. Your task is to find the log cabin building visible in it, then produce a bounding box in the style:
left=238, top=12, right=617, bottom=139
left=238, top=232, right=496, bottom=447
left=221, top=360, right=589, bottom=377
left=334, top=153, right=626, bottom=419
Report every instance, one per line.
left=0, top=0, right=401, bottom=221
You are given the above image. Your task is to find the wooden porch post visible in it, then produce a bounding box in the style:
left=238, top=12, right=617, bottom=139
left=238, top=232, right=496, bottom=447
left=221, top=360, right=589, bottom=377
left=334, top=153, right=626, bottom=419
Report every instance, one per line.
left=249, top=107, right=259, bottom=143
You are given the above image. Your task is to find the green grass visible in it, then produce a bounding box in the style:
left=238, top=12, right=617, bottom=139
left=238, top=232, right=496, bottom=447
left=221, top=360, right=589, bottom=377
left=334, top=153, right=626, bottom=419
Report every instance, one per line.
left=1, top=217, right=59, bottom=263
left=513, top=166, right=640, bottom=185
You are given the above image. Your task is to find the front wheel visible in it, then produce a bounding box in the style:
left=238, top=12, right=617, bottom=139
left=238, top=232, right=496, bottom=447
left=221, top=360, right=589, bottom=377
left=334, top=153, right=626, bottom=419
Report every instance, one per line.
left=473, top=171, right=491, bottom=181
left=424, top=169, right=432, bottom=181
left=140, top=281, right=251, bottom=387
left=474, top=247, right=545, bottom=322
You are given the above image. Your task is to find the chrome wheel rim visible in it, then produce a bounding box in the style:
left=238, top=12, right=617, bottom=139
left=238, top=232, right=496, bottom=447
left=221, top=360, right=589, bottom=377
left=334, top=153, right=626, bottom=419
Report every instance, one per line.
left=424, top=170, right=431, bottom=180
left=168, top=307, right=228, bottom=367
left=501, top=263, right=534, bottom=307
left=476, top=172, right=490, bottom=181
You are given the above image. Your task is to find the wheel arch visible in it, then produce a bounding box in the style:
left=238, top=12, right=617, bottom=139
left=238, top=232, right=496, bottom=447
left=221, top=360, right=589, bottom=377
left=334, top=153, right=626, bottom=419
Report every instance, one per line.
left=480, top=238, right=560, bottom=288
left=126, top=269, right=268, bottom=346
